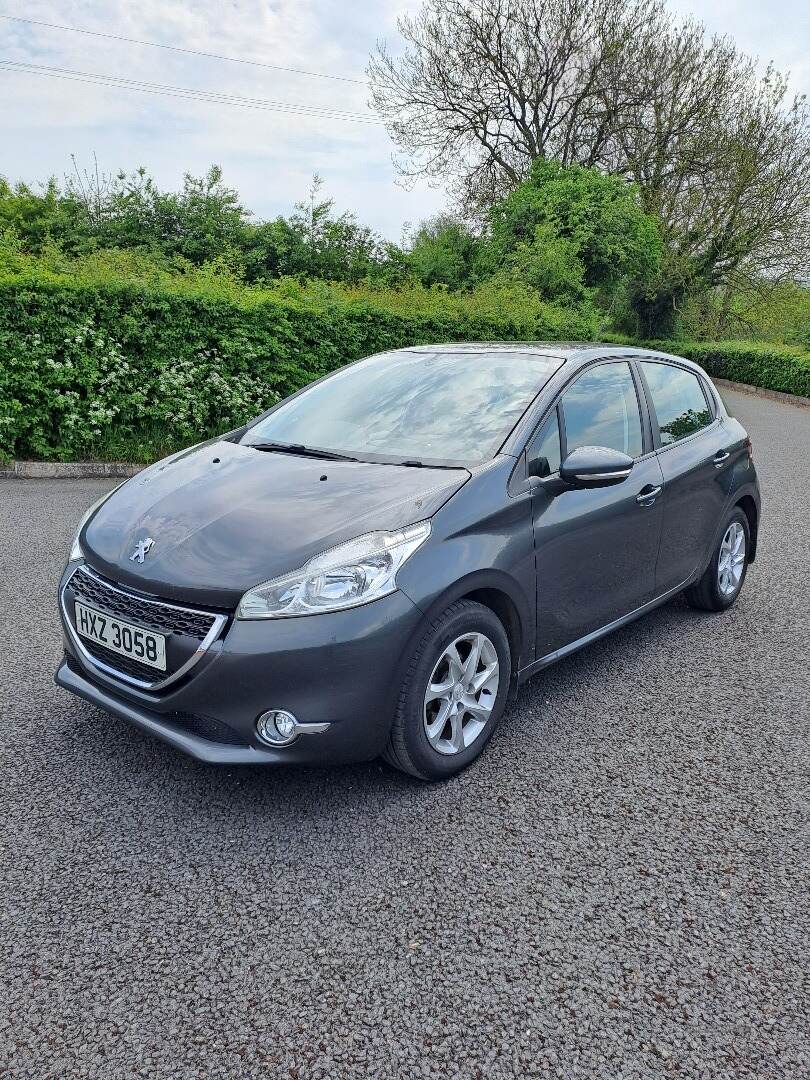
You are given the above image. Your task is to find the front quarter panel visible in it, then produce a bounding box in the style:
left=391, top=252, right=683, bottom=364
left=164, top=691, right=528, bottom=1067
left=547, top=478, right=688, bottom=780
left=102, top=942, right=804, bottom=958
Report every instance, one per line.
left=396, top=457, right=536, bottom=669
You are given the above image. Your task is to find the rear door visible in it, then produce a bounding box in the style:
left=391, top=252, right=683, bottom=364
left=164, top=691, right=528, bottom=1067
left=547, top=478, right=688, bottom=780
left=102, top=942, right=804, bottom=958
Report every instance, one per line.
left=637, top=360, right=730, bottom=593
left=531, top=360, right=665, bottom=658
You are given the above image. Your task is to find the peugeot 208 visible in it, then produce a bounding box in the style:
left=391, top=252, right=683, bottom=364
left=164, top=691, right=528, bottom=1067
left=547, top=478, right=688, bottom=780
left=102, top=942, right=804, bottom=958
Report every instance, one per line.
left=56, top=344, right=760, bottom=780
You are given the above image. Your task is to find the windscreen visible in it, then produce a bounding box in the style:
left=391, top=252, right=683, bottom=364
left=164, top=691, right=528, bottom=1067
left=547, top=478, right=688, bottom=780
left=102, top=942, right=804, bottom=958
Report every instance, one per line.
left=242, top=350, right=562, bottom=466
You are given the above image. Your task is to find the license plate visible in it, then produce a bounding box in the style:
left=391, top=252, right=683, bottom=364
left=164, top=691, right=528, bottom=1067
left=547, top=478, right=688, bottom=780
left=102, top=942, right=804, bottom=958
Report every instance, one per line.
left=74, top=601, right=167, bottom=671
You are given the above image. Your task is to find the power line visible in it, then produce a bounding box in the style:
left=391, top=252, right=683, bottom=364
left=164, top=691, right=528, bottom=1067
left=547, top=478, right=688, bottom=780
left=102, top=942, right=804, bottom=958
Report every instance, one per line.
left=0, top=13, right=366, bottom=85
left=0, top=59, right=382, bottom=125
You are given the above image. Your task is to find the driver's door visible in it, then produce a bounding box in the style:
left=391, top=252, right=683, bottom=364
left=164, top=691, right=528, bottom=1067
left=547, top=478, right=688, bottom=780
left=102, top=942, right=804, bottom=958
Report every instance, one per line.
left=531, top=361, right=665, bottom=659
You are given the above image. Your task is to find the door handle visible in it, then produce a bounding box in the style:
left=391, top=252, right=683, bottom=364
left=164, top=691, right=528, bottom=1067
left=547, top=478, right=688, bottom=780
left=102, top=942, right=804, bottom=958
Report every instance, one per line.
left=636, top=484, right=662, bottom=506
left=713, top=450, right=730, bottom=467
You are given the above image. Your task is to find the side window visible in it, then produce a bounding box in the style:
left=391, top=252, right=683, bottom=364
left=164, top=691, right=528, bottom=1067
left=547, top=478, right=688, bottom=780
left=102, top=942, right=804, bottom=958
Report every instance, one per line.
left=640, top=362, right=713, bottom=446
left=561, top=362, right=643, bottom=458
left=527, top=410, right=561, bottom=477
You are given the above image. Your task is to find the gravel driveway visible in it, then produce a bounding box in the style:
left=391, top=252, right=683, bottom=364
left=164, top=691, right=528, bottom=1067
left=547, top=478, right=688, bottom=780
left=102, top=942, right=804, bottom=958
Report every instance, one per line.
left=1, top=388, right=808, bottom=1080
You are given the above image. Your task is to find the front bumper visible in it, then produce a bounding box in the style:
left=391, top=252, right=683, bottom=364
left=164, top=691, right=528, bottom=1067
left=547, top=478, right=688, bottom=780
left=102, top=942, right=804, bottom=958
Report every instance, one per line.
left=56, top=563, right=425, bottom=765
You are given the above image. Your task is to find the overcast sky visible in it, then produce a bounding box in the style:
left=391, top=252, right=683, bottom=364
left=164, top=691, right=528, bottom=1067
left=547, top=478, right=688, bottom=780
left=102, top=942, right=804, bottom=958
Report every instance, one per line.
left=1, top=0, right=808, bottom=241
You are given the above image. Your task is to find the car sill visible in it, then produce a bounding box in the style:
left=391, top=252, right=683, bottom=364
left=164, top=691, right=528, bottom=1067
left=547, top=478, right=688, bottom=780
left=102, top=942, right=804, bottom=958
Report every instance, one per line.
left=518, top=579, right=689, bottom=683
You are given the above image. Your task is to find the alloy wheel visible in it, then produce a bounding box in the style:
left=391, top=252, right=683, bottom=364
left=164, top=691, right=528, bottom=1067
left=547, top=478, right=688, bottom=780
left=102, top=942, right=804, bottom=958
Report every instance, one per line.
left=717, top=521, right=746, bottom=596
left=423, top=632, right=500, bottom=756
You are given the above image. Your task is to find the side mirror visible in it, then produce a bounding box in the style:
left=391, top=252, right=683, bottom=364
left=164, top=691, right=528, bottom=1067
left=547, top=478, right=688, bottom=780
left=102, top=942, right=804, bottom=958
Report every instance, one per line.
left=559, top=446, right=633, bottom=489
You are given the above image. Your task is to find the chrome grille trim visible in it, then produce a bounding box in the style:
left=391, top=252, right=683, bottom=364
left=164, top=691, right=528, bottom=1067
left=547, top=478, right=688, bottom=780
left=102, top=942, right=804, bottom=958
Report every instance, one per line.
left=61, top=564, right=228, bottom=692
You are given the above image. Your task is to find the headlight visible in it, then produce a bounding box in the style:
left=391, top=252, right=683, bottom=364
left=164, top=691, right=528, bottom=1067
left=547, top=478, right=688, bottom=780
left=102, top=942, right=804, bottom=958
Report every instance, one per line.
left=69, top=484, right=125, bottom=561
left=238, top=521, right=431, bottom=619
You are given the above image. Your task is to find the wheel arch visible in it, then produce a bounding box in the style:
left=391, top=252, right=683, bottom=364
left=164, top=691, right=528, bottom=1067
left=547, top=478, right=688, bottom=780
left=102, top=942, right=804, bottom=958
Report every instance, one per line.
left=403, top=570, right=531, bottom=686
left=734, top=493, right=759, bottom=562
left=461, top=587, right=524, bottom=682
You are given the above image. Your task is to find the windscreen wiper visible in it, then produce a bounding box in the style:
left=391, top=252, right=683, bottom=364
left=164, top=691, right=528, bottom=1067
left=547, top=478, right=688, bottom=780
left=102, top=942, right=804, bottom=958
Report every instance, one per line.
left=249, top=441, right=359, bottom=462
left=397, top=459, right=465, bottom=469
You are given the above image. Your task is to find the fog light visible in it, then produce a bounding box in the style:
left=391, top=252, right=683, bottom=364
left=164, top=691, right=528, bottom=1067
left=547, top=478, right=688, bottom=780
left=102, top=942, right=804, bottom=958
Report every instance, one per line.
left=256, top=709, right=299, bottom=746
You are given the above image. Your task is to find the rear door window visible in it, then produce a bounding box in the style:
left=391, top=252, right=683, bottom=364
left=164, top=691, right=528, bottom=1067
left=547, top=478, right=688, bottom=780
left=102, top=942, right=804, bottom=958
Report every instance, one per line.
left=640, top=362, right=713, bottom=446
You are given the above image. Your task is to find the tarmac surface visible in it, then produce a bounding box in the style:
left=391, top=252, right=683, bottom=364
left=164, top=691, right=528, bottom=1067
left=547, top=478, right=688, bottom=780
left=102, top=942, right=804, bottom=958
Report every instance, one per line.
left=1, top=388, right=808, bottom=1078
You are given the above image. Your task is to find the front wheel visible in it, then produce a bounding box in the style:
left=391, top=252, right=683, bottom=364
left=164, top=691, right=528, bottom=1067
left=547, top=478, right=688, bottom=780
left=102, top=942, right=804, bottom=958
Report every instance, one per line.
left=685, top=508, right=750, bottom=612
left=383, top=600, right=511, bottom=780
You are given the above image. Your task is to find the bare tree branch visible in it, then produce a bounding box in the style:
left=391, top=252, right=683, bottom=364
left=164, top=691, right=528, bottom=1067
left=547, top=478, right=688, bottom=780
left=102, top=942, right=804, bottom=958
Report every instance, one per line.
left=368, top=0, right=810, bottom=314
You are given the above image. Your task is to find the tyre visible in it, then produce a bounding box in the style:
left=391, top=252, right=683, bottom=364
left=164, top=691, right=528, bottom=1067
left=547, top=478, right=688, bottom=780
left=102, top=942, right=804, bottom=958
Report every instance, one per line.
left=383, top=600, right=511, bottom=780
left=685, top=508, right=750, bottom=612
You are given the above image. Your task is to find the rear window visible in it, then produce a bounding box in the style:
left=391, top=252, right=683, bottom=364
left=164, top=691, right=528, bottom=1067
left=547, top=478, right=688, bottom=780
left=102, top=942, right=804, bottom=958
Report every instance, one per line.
left=640, top=362, right=713, bottom=446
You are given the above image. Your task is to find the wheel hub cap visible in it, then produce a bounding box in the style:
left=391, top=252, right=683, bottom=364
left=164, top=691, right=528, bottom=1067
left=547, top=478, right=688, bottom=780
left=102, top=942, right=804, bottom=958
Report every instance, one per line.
left=423, top=632, right=500, bottom=756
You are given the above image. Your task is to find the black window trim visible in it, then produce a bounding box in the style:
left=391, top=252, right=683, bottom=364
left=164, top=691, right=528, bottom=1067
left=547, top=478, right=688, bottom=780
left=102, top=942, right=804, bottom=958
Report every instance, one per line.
left=700, top=374, right=722, bottom=419
left=634, top=357, right=719, bottom=452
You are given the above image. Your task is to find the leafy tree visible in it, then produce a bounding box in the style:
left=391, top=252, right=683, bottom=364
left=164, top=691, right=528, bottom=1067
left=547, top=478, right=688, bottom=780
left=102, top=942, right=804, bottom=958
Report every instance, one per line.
left=167, top=167, right=248, bottom=264
left=405, top=215, right=482, bottom=288
left=243, top=216, right=311, bottom=280
left=369, top=0, right=810, bottom=335
left=0, top=176, right=90, bottom=253
left=681, top=279, right=810, bottom=347
left=65, top=162, right=249, bottom=264
left=486, top=160, right=660, bottom=302
left=244, top=176, right=384, bottom=283
left=602, top=22, right=810, bottom=335
left=489, top=225, right=588, bottom=302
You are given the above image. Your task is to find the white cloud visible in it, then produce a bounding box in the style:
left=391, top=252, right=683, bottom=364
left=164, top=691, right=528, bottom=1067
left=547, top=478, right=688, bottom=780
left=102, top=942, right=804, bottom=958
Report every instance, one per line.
left=1, top=0, right=807, bottom=240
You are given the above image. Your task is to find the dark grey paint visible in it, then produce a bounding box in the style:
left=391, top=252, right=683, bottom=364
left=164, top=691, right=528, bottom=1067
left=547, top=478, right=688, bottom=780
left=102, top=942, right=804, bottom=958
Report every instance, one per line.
left=82, top=438, right=469, bottom=607
left=56, top=343, right=761, bottom=765
left=531, top=452, right=666, bottom=656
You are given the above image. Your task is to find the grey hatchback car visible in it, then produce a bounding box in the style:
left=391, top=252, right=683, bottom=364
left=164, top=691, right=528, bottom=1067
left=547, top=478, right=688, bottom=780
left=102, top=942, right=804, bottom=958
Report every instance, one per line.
left=57, top=343, right=760, bottom=779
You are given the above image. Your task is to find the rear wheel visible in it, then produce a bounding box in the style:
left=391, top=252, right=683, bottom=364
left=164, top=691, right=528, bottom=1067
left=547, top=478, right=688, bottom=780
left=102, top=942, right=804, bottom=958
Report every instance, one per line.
left=685, top=508, right=750, bottom=612
left=383, top=600, right=511, bottom=780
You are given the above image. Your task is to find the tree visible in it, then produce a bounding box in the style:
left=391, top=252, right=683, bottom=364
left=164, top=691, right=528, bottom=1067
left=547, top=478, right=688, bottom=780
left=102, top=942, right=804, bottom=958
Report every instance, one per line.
left=486, top=160, right=660, bottom=301
left=368, top=0, right=660, bottom=212
left=604, top=26, right=810, bottom=333
left=406, top=215, right=482, bottom=287
left=0, top=175, right=90, bottom=253
left=244, top=176, right=384, bottom=283
left=161, top=166, right=248, bottom=264
left=369, top=0, right=810, bottom=334
left=489, top=223, right=588, bottom=302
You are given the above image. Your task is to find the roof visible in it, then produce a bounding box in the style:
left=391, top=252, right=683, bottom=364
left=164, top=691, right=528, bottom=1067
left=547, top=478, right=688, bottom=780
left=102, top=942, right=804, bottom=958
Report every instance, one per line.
left=400, top=341, right=698, bottom=367
left=402, top=341, right=588, bottom=356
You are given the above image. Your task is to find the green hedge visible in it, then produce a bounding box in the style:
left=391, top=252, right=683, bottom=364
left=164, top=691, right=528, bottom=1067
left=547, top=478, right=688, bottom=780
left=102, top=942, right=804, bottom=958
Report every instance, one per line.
left=648, top=340, right=810, bottom=398
left=0, top=271, right=600, bottom=462
left=1, top=269, right=807, bottom=463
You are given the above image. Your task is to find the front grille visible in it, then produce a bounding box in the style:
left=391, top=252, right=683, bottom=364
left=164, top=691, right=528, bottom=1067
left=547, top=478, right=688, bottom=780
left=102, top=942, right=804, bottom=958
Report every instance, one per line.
left=70, top=568, right=218, bottom=639
left=64, top=565, right=227, bottom=689
left=79, top=640, right=172, bottom=682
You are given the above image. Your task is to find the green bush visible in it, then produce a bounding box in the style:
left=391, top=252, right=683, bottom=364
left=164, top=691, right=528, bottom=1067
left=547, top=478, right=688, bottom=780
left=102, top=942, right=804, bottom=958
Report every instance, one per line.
left=649, top=340, right=810, bottom=398
left=0, top=264, right=598, bottom=462
left=2, top=250, right=807, bottom=464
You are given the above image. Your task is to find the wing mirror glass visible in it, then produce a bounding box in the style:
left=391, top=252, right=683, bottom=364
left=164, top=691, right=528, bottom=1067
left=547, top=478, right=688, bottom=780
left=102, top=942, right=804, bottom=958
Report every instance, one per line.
left=558, top=446, right=634, bottom=489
